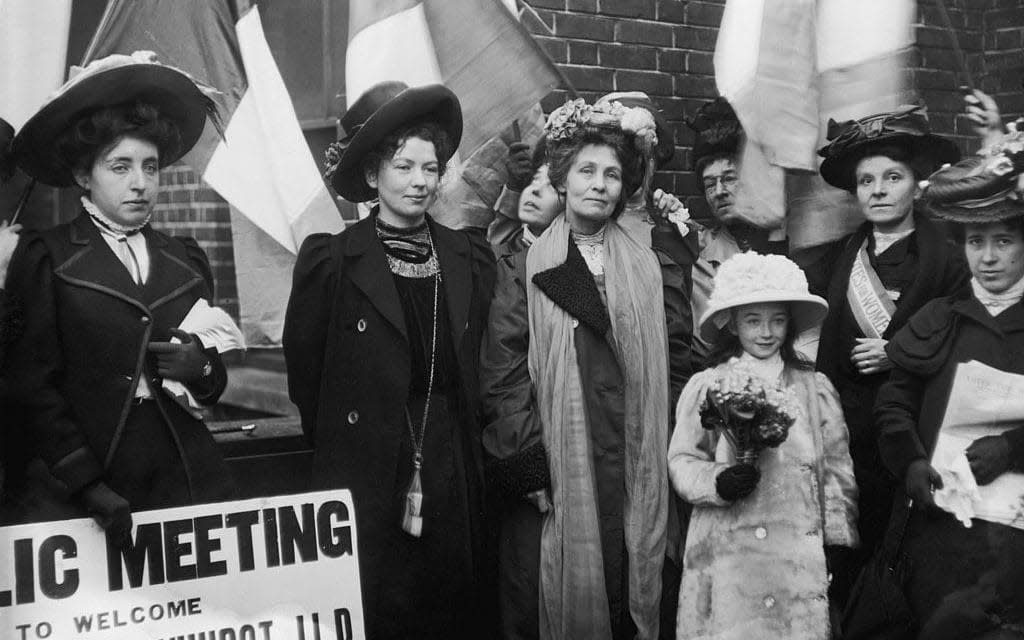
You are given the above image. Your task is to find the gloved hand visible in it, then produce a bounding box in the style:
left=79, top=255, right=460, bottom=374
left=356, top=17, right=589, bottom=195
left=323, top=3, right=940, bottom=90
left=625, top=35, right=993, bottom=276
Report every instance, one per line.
left=505, top=141, right=533, bottom=192
left=148, top=328, right=211, bottom=383
left=79, top=481, right=132, bottom=545
left=716, top=464, right=760, bottom=501
left=966, top=434, right=1012, bottom=485
left=905, top=458, right=943, bottom=508
left=525, top=489, right=551, bottom=513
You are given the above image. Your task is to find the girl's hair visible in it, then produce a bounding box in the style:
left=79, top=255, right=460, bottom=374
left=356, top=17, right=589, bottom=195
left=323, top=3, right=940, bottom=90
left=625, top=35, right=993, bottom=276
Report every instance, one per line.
left=954, top=216, right=1024, bottom=244
left=705, top=304, right=814, bottom=370
left=846, top=142, right=933, bottom=189
left=56, top=101, right=182, bottom=177
left=359, top=119, right=455, bottom=183
left=546, top=124, right=643, bottom=218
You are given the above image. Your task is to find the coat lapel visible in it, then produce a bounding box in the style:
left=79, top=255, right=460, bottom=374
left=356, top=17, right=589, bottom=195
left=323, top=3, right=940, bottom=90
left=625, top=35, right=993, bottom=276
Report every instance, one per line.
left=532, top=236, right=611, bottom=335
left=887, top=215, right=951, bottom=334
left=431, top=219, right=472, bottom=348
left=343, top=217, right=408, bottom=341
left=55, top=215, right=149, bottom=314
left=141, top=229, right=204, bottom=309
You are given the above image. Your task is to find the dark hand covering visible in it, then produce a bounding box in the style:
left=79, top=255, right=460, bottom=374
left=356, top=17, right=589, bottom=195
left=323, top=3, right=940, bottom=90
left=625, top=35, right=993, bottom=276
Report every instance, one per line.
left=715, top=463, right=760, bottom=501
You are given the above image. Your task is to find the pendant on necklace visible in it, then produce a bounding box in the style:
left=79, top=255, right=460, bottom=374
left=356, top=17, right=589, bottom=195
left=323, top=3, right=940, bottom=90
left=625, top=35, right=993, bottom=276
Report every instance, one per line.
left=401, top=460, right=424, bottom=537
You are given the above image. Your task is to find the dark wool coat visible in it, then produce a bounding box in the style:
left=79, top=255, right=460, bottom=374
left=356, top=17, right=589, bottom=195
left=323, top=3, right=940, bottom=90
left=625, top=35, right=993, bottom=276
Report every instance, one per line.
left=283, top=215, right=497, bottom=637
left=876, top=293, right=1024, bottom=627
left=4, top=213, right=232, bottom=514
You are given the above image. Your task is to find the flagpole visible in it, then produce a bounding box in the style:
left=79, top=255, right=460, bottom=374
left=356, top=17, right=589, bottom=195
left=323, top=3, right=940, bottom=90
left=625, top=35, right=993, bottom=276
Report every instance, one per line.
left=9, top=179, right=36, bottom=225
left=933, top=0, right=975, bottom=92
left=81, top=0, right=120, bottom=65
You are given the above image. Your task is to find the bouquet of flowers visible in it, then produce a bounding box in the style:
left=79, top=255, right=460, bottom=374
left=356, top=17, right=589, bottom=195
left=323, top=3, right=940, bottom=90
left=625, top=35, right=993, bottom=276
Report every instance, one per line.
left=699, top=368, right=801, bottom=465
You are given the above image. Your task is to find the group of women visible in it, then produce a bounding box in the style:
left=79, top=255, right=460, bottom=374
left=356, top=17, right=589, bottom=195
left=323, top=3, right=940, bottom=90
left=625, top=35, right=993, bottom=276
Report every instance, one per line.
left=0, top=47, right=1022, bottom=640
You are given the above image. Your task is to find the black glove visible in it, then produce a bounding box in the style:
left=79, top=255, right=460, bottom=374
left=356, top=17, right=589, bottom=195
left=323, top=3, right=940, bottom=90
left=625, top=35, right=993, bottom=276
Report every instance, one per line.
left=905, top=458, right=943, bottom=508
left=147, top=328, right=211, bottom=383
left=716, top=464, right=760, bottom=501
left=505, top=141, right=533, bottom=192
left=966, top=434, right=1012, bottom=485
left=79, top=481, right=132, bottom=545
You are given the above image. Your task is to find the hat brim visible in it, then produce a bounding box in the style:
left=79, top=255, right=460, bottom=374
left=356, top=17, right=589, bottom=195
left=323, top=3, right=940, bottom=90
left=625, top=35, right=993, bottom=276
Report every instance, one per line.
left=926, top=199, right=1024, bottom=224
left=330, top=85, right=462, bottom=202
left=698, top=293, right=829, bottom=344
left=819, top=133, right=961, bottom=192
left=12, top=65, right=210, bottom=187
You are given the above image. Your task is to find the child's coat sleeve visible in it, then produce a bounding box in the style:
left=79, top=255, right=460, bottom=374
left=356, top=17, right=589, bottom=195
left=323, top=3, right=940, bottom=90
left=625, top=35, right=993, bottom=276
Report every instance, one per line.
left=668, top=370, right=731, bottom=507
left=815, top=372, right=860, bottom=548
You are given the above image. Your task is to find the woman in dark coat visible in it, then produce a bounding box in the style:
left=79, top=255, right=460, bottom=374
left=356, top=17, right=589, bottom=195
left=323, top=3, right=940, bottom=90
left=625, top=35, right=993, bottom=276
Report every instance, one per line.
left=875, top=139, right=1024, bottom=636
left=283, top=81, right=496, bottom=640
left=3, top=53, right=236, bottom=536
left=807, top=107, right=968, bottom=594
left=479, top=98, right=692, bottom=640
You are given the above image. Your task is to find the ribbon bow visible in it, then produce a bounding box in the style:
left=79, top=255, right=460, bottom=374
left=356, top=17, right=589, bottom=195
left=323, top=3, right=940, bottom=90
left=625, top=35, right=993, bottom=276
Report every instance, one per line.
left=821, top=105, right=927, bottom=159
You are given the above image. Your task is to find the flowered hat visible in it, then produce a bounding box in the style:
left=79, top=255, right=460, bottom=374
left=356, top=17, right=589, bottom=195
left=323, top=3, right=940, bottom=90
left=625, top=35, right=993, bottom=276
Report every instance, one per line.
left=922, top=120, right=1024, bottom=224
left=817, top=105, right=960, bottom=192
left=12, top=51, right=222, bottom=187
left=596, top=91, right=674, bottom=165
left=685, top=97, right=742, bottom=173
left=324, top=81, right=462, bottom=202
left=699, top=252, right=828, bottom=343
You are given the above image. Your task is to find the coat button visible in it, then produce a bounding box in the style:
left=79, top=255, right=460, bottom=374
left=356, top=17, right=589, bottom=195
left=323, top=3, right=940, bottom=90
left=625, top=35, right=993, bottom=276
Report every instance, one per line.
left=572, top=318, right=579, bottom=328
left=140, top=316, right=151, bottom=324
left=347, top=410, right=359, bottom=425
left=754, top=526, right=767, bottom=540
left=357, top=318, right=367, bottom=332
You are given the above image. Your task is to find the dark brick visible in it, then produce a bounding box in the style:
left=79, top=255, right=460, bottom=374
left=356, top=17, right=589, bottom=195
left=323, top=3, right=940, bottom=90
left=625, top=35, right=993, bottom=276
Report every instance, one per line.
left=615, top=69, right=673, bottom=95
left=920, top=88, right=970, bottom=113
left=527, top=0, right=565, bottom=8
left=659, top=49, right=687, bottom=73
left=921, top=46, right=970, bottom=70
left=652, top=171, right=675, bottom=193
left=524, top=8, right=555, bottom=34
left=916, top=26, right=983, bottom=50
left=567, top=0, right=598, bottom=11
left=686, top=1, right=725, bottom=27
left=674, top=25, right=718, bottom=50
left=541, top=90, right=572, bottom=113
left=987, top=7, right=1024, bottom=29
left=687, top=51, right=714, bottom=74
left=676, top=171, right=702, bottom=195
left=996, top=28, right=1023, bottom=49
left=555, top=12, right=614, bottom=40
left=616, top=20, right=674, bottom=46
left=657, top=0, right=687, bottom=24
left=674, top=74, right=718, bottom=98
left=685, top=195, right=711, bottom=219
left=599, top=43, right=658, bottom=69
left=987, top=50, right=1023, bottom=70
left=561, top=64, right=615, bottom=91
left=536, top=35, right=568, bottom=63
left=569, top=40, right=598, bottom=64
left=919, top=5, right=967, bottom=28
left=600, top=0, right=656, bottom=19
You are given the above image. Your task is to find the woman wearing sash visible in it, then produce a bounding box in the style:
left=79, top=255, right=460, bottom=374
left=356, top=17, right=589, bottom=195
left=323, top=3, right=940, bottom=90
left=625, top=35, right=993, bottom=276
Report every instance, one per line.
left=809, top=106, right=968, bottom=598
left=875, top=129, right=1024, bottom=636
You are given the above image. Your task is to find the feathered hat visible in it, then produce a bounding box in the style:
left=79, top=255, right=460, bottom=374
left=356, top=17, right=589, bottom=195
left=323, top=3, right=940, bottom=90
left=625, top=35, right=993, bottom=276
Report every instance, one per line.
left=686, top=97, right=743, bottom=173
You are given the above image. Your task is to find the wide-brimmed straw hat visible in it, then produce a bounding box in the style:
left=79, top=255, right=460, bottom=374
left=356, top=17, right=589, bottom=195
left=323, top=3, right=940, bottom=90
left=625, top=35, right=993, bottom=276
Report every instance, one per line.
left=923, top=121, right=1024, bottom=224
left=12, top=51, right=222, bottom=187
left=699, top=252, right=828, bottom=344
left=817, top=105, right=960, bottom=192
left=324, top=81, right=462, bottom=202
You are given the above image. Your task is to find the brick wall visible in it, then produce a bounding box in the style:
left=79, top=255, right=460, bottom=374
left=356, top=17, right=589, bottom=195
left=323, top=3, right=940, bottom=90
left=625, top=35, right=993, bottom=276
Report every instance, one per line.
left=984, top=1, right=1024, bottom=122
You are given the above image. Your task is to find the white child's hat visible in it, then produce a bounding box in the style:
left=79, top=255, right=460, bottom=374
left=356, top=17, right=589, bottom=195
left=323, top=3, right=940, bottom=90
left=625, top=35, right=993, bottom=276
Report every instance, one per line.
left=699, top=252, right=828, bottom=343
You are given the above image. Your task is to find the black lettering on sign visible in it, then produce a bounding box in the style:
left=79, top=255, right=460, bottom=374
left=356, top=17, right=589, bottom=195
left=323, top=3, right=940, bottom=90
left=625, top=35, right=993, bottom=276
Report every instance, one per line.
left=194, top=515, right=228, bottom=579
left=14, top=539, right=33, bottom=604
left=164, top=519, right=197, bottom=583
left=263, top=509, right=280, bottom=568
left=107, top=523, right=164, bottom=591
left=225, top=510, right=259, bottom=572
left=280, top=503, right=317, bottom=565
left=38, top=535, right=78, bottom=599
left=318, top=501, right=353, bottom=558
left=334, top=607, right=354, bottom=640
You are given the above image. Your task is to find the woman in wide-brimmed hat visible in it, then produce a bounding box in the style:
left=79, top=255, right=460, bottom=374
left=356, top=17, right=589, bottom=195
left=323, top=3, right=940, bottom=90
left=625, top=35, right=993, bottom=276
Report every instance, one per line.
left=2, top=52, right=239, bottom=535
left=283, top=80, right=496, bottom=639
left=874, top=126, right=1024, bottom=637
left=669, top=251, right=858, bottom=640
left=807, top=106, right=969, bottom=598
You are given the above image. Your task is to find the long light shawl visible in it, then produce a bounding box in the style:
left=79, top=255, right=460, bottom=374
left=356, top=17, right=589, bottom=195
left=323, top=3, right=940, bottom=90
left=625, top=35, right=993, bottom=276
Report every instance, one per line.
left=527, top=214, right=670, bottom=640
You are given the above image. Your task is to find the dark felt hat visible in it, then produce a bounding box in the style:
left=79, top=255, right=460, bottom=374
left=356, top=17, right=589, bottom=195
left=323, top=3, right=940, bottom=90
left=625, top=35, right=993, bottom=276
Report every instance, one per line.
left=817, top=105, right=960, bottom=193
left=11, top=52, right=221, bottom=187
left=596, top=91, right=675, bottom=165
left=923, top=136, right=1024, bottom=224
left=0, top=117, right=14, bottom=183
left=686, top=97, right=742, bottom=173
left=325, top=81, right=462, bottom=202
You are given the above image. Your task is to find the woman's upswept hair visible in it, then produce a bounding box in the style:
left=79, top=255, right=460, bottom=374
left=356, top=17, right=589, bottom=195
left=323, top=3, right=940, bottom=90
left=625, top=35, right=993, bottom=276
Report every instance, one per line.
left=846, top=142, right=933, bottom=188
left=359, top=119, right=455, bottom=183
left=546, top=124, right=644, bottom=219
left=56, top=101, right=182, bottom=177
left=705, top=304, right=814, bottom=371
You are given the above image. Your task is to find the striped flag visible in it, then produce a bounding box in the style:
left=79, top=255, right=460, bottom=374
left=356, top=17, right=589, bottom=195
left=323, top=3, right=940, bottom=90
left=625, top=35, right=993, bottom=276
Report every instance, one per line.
left=346, top=0, right=563, bottom=229
left=83, top=0, right=343, bottom=345
left=0, top=0, right=72, bottom=130
left=715, top=0, right=916, bottom=249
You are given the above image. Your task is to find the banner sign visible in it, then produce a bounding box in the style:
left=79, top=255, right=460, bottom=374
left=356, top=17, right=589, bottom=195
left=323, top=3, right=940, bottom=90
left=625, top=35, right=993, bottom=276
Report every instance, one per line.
left=0, top=490, right=365, bottom=640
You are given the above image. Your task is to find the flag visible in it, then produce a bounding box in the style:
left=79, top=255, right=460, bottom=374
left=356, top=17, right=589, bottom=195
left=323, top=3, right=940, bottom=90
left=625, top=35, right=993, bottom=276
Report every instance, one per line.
left=83, top=0, right=343, bottom=346
left=0, top=0, right=72, bottom=130
left=346, top=0, right=563, bottom=229
left=714, top=0, right=916, bottom=249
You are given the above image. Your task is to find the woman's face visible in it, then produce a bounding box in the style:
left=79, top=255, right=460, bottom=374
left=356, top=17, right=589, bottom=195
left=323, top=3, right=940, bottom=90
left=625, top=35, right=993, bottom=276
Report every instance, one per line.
left=854, top=155, right=920, bottom=234
left=517, top=164, right=561, bottom=235
left=366, top=136, right=440, bottom=228
left=964, top=221, right=1024, bottom=294
left=74, top=135, right=159, bottom=226
left=562, top=144, right=623, bottom=231
left=730, top=302, right=790, bottom=360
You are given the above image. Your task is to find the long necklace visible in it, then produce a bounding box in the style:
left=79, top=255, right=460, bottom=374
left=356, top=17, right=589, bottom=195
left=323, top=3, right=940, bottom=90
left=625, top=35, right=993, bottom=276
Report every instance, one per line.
left=401, top=233, right=441, bottom=538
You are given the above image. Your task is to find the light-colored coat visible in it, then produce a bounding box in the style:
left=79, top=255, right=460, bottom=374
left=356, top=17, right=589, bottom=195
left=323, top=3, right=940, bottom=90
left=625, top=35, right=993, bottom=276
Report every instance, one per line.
left=668, top=365, right=859, bottom=640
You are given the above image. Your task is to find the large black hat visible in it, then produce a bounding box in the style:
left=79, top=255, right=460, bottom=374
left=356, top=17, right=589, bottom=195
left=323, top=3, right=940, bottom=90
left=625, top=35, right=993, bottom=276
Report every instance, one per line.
left=817, top=105, right=960, bottom=192
left=11, top=51, right=221, bottom=187
left=325, top=81, right=462, bottom=203
left=686, top=97, right=742, bottom=173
